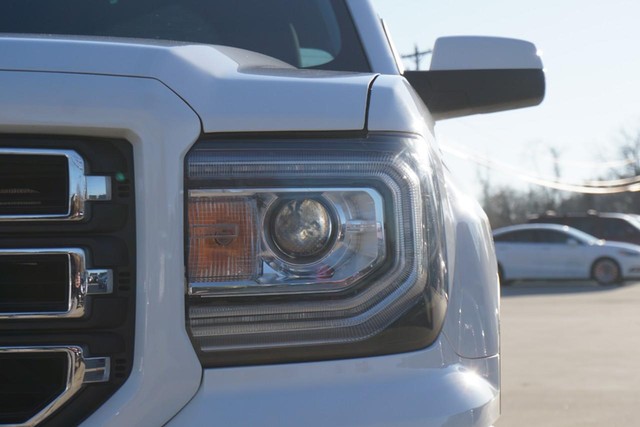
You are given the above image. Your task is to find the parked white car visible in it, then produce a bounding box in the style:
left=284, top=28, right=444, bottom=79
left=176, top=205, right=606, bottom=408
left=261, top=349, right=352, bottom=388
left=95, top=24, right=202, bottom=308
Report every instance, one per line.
left=0, top=1, right=544, bottom=426
left=494, top=223, right=640, bottom=285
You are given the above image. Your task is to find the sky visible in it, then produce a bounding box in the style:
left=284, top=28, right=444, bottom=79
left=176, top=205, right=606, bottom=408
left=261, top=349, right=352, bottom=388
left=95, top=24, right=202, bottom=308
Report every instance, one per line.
left=370, top=0, right=640, bottom=198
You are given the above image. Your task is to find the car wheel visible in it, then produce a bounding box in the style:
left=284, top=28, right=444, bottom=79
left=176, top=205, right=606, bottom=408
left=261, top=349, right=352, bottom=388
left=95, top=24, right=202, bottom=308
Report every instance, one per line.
left=591, top=258, right=621, bottom=285
left=498, top=264, right=512, bottom=287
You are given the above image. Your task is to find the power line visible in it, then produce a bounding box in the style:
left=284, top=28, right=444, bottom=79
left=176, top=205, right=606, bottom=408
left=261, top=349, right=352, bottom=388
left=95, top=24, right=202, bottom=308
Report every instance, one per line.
left=549, top=157, right=635, bottom=169
left=443, top=120, right=638, bottom=171
left=441, top=144, right=640, bottom=194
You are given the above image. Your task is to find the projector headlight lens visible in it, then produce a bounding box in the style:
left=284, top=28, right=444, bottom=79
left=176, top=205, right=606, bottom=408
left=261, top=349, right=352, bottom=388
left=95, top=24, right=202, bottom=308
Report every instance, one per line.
left=269, top=197, right=335, bottom=261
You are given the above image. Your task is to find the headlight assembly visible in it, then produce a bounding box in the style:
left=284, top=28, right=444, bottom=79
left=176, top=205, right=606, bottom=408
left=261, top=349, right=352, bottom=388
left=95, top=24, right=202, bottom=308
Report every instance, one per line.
left=185, top=134, right=448, bottom=366
left=618, top=249, right=640, bottom=257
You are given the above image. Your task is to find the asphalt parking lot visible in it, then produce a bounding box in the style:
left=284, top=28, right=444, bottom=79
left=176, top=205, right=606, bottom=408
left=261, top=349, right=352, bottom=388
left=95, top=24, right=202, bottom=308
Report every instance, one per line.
left=496, top=280, right=640, bottom=426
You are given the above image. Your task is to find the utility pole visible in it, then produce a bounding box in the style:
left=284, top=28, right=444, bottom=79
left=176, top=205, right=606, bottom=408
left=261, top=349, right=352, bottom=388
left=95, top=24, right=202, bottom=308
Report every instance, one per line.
left=401, top=44, right=432, bottom=70
left=549, top=146, right=562, bottom=209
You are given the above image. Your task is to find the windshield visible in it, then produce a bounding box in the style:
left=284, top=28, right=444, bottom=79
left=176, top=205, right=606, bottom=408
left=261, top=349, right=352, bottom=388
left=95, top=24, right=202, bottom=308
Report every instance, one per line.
left=626, top=214, right=640, bottom=229
left=0, top=0, right=370, bottom=72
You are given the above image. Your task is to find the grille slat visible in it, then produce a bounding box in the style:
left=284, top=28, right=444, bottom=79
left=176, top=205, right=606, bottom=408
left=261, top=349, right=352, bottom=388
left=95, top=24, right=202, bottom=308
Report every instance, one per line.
left=0, top=254, right=69, bottom=314
left=0, top=249, right=116, bottom=319
left=0, top=154, right=69, bottom=216
left=0, top=148, right=111, bottom=222
left=0, top=352, right=68, bottom=424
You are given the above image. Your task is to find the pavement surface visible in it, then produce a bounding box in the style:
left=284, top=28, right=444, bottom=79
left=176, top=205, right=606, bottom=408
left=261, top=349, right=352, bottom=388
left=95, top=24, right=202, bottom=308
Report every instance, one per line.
left=496, top=280, right=640, bottom=427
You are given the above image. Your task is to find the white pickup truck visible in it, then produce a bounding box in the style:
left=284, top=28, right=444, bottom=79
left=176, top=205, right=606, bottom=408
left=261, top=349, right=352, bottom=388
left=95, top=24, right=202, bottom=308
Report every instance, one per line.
left=0, top=1, right=544, bottom=426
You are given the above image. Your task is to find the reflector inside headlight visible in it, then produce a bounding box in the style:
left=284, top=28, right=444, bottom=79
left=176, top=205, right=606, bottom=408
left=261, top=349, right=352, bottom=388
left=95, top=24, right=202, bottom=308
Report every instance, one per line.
left=185, top=135, right=448, bottom=366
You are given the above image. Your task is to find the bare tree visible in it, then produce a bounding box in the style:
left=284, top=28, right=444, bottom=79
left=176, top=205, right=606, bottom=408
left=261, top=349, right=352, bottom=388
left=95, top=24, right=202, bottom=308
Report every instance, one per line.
left=617, top=128, right=640, bottom=178
left=479, top=127, right=640, bottom=229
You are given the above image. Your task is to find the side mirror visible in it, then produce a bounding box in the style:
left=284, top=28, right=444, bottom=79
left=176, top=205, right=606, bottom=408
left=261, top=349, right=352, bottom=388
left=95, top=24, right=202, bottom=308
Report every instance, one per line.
left=404, top=36, right=545, bottom=120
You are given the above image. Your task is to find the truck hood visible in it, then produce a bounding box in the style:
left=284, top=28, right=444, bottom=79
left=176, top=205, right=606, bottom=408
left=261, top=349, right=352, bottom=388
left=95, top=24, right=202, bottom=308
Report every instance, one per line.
left=0, top=36, right=375, bottom=133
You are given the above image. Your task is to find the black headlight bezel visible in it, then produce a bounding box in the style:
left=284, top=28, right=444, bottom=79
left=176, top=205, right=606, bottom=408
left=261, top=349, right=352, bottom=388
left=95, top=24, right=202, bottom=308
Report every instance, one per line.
left=184, top=132, right=448, bottom=367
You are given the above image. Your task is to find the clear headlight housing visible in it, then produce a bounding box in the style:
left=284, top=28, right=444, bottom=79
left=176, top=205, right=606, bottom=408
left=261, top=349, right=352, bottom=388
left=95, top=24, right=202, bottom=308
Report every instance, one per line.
left=189, top=187, right=385, bottom=294
left=185, top=134, right=448, bottom=366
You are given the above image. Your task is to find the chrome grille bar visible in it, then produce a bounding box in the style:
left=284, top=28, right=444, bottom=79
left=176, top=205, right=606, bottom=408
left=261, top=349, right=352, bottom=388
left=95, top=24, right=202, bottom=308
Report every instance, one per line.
left=0, top=248, right=112, bottom=319
left=0, top=346, right=110, bottom=427
left=0, top=148, right=111, bottom=221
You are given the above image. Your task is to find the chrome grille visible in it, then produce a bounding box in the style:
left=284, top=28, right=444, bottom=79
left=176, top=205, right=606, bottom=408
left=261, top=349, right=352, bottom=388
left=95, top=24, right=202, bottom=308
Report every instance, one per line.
left=0, top=347, right=109, bottom=427
left=0, top=136, right=136, bottom=426
left=0, top=249, right=112, bottom=319
left=0, top=148, right=110, bottom=221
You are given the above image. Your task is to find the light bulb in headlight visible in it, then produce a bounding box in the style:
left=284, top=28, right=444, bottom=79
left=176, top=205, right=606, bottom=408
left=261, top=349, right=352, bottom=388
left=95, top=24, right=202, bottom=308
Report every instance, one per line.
left=269, top=198, right=334, bottom=261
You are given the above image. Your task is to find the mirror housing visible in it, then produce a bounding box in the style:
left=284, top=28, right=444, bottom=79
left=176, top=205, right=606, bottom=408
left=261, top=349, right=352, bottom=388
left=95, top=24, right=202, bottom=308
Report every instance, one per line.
left=404, top=36, right=545, bottom=121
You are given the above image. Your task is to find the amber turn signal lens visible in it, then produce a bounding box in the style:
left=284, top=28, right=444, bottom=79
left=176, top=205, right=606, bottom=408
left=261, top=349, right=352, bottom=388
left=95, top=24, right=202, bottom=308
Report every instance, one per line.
left=188, top=197, right=258, bottom=282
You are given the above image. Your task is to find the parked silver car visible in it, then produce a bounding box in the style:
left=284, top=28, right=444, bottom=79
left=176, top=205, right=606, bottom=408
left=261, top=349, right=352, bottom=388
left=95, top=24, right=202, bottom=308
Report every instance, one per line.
left=494, top=223, right=640, bottom=285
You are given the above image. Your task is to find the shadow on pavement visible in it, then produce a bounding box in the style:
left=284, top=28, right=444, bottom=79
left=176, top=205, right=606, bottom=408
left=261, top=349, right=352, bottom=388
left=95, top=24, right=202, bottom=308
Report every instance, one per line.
left=500, top=280, right=640, bottom=297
